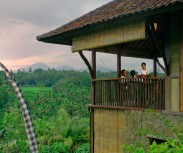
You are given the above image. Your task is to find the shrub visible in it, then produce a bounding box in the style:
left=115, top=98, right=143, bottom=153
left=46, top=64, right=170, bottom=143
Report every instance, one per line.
left=74, top=143, right=90, bottom=153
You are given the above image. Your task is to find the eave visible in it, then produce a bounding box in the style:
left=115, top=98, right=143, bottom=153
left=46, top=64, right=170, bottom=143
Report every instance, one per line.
left=37, top=2, right=183, bottom=46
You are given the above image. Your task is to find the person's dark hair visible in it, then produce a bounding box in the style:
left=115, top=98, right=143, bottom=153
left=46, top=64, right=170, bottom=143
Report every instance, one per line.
left=141, top=62, right=146, bottom=66
left=130, top=70, right=136, bottom=77
left=121, top=69, right=126, bottom=74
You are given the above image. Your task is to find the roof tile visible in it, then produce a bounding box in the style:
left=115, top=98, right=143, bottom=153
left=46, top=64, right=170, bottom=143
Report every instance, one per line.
left=37, top=0, right=183, bottom=41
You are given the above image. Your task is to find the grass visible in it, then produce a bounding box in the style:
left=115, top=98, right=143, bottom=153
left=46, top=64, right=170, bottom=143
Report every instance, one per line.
left=21, top=86, right=51, bottom=101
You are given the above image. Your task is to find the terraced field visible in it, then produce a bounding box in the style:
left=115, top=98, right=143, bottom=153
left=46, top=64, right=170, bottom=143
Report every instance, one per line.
left=21, top=86, right=51, bottom=101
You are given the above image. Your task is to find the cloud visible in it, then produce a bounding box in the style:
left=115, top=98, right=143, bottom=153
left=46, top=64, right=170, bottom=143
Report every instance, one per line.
left=0, top=0, right=113, bottom=70
left=0, top=0, right=112, bottom=27
left=0, top=0, right=155, bottom=71
left=0, top=20, right=64, bottom=59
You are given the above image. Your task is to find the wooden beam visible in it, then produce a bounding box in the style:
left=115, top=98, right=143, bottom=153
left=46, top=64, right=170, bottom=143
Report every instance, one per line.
left=88, top=104, right=162, bottom=112
left=90, top=51, right=96, bottom=153
left=95, top=47, right=154, bottom=59
left=92, top=51, right=96, bottom=79
left=117, top=51, right=121, bottom=77
left=78, top=51, right=93, bottom=78
left=153, top=59, right=157, bottom=77
left=78, top=51, right=96, bottom=153
left=90, top=109, right=94, bottom=153
left=72, top=20, right=146, bottom=52
left=156, top=58, right=165, bottom=72
left=180, top=12, right=183, bottom=112
left=148, top=20, right=169, bottom=75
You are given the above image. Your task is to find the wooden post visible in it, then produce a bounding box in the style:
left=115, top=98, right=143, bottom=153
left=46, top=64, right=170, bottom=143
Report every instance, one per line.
left=92, top=51, right=96, bottom=80
left=92, top=50, right=96, bottom=104
left=167, top=12, right=180, bottom=111
left=78, top=51, right=93, bottom=78
left=91, top=51, right=96, bottom=153
left=148, top=20, right=169, bottom=75
left=180, top=12, right=183, bottom=112
left=90, top=109, right=94, bottom=153
left=117, top=51, right=121, bottom=77
left=153, top=59, right=157, bottom=77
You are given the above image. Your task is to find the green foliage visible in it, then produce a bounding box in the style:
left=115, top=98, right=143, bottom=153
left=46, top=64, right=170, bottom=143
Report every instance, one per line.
left=14, top=69, right=91, bottom=87
left=122, top=143, right=145, bottom=153
left=21, top=87, right=50, bottom=101
left=74, top=143, right=90, bottom=153
left=51, top=76, right=91, bottom=117
left=39, top=142, right=69, bottom=153
left=0, top=70, right=92, bottom=153
left=34, top=108, right=89, bottom=152
left=123, top=137, right=183, bottom=153
left=0, top=125, right=6, bottom=139
left=11, top=139, right=29, bottom=153
left=122, top=112, right=183, bottom=153
left=0, top=78, right=10, bottom=108
left=135, top=128, right=153, bottom=137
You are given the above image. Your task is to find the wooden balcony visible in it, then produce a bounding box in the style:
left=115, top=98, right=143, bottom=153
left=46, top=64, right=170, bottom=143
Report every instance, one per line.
left=93, top=78, right=165, bottom=110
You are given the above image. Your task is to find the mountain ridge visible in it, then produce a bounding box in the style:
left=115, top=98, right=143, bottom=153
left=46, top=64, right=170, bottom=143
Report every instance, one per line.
left=18, top=62, right=115, bottom=72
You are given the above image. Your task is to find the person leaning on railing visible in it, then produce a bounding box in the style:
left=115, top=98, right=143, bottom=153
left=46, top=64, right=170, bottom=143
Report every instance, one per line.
left=121, top=69, right=127, bottom=78
left=130, top=70, right=136, bottom=78
left=138, top=62, right=150, bottom=78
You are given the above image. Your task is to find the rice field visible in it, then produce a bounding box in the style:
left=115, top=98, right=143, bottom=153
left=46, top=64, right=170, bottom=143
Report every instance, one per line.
left=21, top=86, right=51, bottom=101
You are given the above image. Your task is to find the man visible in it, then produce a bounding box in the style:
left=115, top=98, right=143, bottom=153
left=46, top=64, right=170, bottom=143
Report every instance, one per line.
left=138, top=62, right=149, bottom=78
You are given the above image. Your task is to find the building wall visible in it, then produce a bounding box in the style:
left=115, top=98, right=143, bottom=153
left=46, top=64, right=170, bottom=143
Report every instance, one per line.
left=94, top=108, right=183, bottom=153
left=180, top=11, right=183, bottom=112
left=165, top=12, right=181, bottom=111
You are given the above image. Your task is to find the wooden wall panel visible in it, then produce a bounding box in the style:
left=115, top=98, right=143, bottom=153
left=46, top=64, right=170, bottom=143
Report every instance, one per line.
left=93, top=108, right=183, bottom=153
left=180, top=11, right=183, bottom=112
left=171, top=78, right=179, bottom=111
left=94, top=109, right=119, bottom=153
left=165, top=12, right=181, bottom=112
left=72, top=20, right=146, bottom=52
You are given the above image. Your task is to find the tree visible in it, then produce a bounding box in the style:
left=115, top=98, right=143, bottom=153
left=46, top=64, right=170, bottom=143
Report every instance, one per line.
left=28, top=67, right=32, bottom=73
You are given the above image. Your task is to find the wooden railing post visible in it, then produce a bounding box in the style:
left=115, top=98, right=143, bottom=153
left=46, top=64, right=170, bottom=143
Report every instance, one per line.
left=92, top=51, right=96, bottom=104
left=91, top=51, right=96, bottom=153
left=94, top=78, right=165, bottom=110
left=117, top=51, right=121, bottom=78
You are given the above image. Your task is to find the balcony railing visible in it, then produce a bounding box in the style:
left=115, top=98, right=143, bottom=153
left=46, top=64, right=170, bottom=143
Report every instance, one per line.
left=93, top=78, right=165, bottom=110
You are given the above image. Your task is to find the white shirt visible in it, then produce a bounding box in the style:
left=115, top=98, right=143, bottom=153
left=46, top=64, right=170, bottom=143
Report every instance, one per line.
left=138, top=68, right=149, bottom=75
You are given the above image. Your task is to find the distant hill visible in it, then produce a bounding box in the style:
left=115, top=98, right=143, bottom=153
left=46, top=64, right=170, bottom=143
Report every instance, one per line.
left=20, top=62, right=50, bottom=72
left=56, top=65, right=73, bottom=71
left=79, top=66, right=114, bottom=72
left=97, top=66, right=114, bottom=72
left=19, top=63, right=115, bottom=72
left=19, top=63, right=74, bottom=72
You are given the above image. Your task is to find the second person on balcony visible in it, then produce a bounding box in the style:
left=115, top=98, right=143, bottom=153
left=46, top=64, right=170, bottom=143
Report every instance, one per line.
left=130, top=70, right=136, bottom=78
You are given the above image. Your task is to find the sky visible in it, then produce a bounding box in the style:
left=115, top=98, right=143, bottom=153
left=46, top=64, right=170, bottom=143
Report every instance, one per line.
left=0, top=0, right=154, bottom=71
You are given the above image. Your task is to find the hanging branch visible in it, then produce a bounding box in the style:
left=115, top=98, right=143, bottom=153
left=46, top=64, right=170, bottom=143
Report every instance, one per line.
left=0, top=62, right=38, bottom=153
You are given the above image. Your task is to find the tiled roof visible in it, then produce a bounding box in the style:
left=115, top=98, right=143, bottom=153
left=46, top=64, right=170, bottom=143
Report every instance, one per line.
left=37, top=0, right=183, bottom=42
